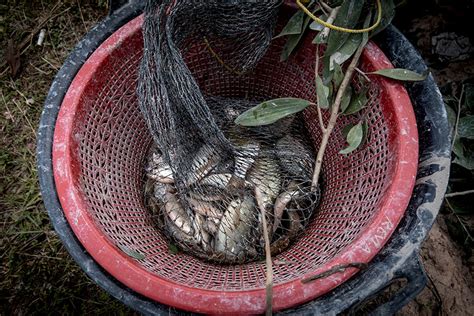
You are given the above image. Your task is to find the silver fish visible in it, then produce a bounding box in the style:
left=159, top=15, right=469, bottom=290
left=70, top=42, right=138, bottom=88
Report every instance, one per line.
left=187, top=196, right=222, bottom=219
left=215, top=194, right=255, bottom=258
left=273, top=182, right=300, bottom=234
left=188, top=188, right=225, bottom=202
left=275, top=135, right=314, bottom=179
left=287, top=210, right=304, bottom=238
left=248, top=156, right=281, bottom=213
left=193, top=213, right=212, bottom=251
left=200, top=173, right=232, bottom=189
left=233, top=141, right=260, bottom=180
left=146, top=152, right=174, bottom=184
left=185, top=144, right=221, bottom=186
left=164, top=186, right=194, bottom=235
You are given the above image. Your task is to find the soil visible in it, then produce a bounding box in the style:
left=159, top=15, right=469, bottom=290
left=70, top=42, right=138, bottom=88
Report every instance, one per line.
left=393, top=1, right=474, bottom=314
left=400, top=220, right=474, bottom=315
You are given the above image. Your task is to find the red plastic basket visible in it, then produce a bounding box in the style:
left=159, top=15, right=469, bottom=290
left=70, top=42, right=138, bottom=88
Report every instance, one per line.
left=52, top=15, right=418, bottom=314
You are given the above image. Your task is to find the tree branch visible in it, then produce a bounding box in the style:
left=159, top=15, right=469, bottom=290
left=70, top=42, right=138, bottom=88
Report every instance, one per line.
left=311, top=41, right=366, bottom=191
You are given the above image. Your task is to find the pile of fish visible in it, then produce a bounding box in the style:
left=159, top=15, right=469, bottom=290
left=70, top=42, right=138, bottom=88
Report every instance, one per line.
left=144, top=99, right=320, bottom=263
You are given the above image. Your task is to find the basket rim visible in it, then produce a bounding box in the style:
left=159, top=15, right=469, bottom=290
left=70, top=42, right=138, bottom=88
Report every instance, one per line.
left=51, top=15, right=419, bottom=314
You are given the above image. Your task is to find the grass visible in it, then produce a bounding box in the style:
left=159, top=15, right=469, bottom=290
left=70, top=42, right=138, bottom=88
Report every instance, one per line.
left=0, top=1, right=132, bottom=314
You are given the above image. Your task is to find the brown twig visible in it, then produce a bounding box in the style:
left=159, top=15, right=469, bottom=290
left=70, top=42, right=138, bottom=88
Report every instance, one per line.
left=311, top=40, right=366, bottom=191
left=318, top=6, right=339, bottom=40
left=256, top=188, right=273, bottom=316
left=314, top=45, right=327, bottom=133
left=355, top=67, right=372, bottom=82
left=445, top=189, right=474, bottom=198
left=301, top=262, right=368, bottom=284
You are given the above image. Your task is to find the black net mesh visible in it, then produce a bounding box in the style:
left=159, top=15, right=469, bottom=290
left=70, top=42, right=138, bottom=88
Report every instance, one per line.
left=139, top=0, right=321, bottom=264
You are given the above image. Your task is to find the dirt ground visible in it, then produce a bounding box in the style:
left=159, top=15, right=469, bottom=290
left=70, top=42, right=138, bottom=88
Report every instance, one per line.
left=1, top=1, right=473, bottom=315
left=393, top=1, right=474, bottom=314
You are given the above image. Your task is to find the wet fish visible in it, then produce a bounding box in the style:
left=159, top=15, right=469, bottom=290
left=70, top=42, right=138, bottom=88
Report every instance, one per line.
left=146, top=152, right=174, bottom=184
left=188, top=188, right=225, bottom=202
left=215, top=194, right=256, bottom=259
left=233, top=141, right=260, bottom=180
left=248, top=155, right=281, bottom=214
left=200, top=173, right=232, bottom=189
left=185, top=144, right=222, bottom=186
left=270, top=235, right=290, bottom=255
left=287, top=210, right=304, bottom=238
left=187, top=196, right=222, bottom=219
left=273, top=182, right=300, bottom=234
left=275, top=135, right=314, bottom=179
left=193, top=213, right=212, bottom=251
left=164, top=186, right=193, bottom=235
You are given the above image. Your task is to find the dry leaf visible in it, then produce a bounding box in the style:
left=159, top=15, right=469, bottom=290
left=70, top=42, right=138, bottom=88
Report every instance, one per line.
left=6, top=39, right=21, bottom=78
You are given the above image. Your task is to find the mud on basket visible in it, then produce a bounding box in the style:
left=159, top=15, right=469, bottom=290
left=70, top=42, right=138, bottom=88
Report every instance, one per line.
left=138, top=0, right=321, bottom=264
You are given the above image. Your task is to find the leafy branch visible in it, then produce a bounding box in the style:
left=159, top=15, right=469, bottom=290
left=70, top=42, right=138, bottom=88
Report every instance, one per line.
left=236, top=0, right=427, bottom=192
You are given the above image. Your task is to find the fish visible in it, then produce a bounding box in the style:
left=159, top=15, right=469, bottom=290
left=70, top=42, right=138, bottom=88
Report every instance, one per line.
left=203, top=218, right=220, bottom=234
left=215, top=194, right=256, bottom=259
left=188, top=188, right=225, bottom=202
left=272, top=181, right=300, bottom=234
left=200, top=173, right=232, bottom=189
left=163, top=186, right=194, bottom=235
left=187, top=196, right=222, bottom=219
left=270, top=235, right=290, bottom=255
left=233, top=141, right=260, bottom=180
left=275, top=135, right=314, bottom=179
left=248, top=156, right=281, bottom=204
left=287, top=210, right=304, bottom=238
left=193, top=213, right=212, bottom=251
left=185, top=144, right=222, bottom=186
left=146, top=152, right=174, bottom=184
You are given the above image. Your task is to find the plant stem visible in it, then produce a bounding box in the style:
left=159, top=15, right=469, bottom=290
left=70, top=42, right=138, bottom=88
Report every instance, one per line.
left=311, top=41, right=366, bottom=191
left=314, top=45, right=327, bottom=132
left=319, top=7, right=340, bottom=40
left=256, top=188, right=273, bottom=316
left=452, top=84, right=464, bottom=149
left=445, top=189, right=474, bottom=198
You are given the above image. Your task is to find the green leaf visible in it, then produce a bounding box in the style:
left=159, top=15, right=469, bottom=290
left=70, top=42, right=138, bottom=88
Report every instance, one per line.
left=340, top=86, right=353, bottom=112
left=309, top=14, right=327, bottom=31
left=343, top=88, right=368, bottom=115
left=313, top=32, right=326, bottom=44
left=118, top=245, right=145, bottom=260
left=274, top=11, right=305, bottom=39
left=370, top=0, right=396, bottom=37
left=369, top=68, right=428, bottom=81
left=445, top=103, right=456, bottom=129
left=333, top=63, right=344, bottom=88
left=329, top=33, right=362, bottom=69
left=361, top=121, right=369, bottom=145
left=168, top=243, right=180, bottom=255
left=316, top=76, right=330, bottom=109
left=280, top=15, right=312, bottom=61
left=453, top=150, right=474, bottom=170
left=340, top=122, right=364, bottom=154
left=325, top=0, right=366, bottom=57
left=342, top=121, right=368, bottom=144
left=342, top=123, right=355, bottom=138
left=464, top=83, right=474, bottom=110
left=452, top=138, right=464, bottom=157
left=330, top=13, right=371, bottom=70
left=458, top=115, right=474, bottom=139
left=234, top=98, right=312, bottom=126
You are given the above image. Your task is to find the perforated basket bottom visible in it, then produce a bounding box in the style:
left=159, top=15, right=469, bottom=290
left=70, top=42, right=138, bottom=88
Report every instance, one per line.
left=53, top=14, right=418, bottom=313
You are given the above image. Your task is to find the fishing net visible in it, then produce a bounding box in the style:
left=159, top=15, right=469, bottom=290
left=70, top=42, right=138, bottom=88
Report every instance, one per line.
left=138, top=0, right=321, bottom=264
